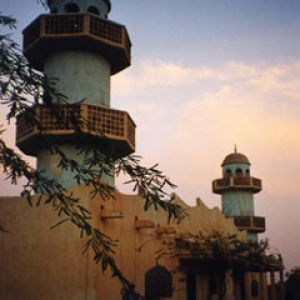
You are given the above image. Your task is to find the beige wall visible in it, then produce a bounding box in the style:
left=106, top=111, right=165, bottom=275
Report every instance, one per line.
left=0, top=186, right=267, bottom=300
left=0, top=195, right=90, bottom=300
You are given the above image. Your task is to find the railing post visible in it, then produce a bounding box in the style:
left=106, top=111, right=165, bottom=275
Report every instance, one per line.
left=81, top=104, right=88, bottom=133
left=34, top=105, right=41, bottom=135
left=40, top=16, right=46, bottom=37
left=83, top=14, right=90, bottom=35
left=124, top=113, right=128, bottom=142
left=122, top=28, right=126, bottom=48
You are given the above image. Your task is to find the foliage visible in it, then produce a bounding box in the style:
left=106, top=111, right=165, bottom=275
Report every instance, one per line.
left=0, top=12, right=186, bottom=288
left=285, top=267, right=300, bottom=300
left=176, top=231, right=282, bottom=270
left=174, top=231, right=283, bottom=300
left=135, top=229, right=283, bottom=299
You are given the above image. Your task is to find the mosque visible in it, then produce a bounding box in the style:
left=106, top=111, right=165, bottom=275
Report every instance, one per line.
left=0, top=0, right=284, bottom=299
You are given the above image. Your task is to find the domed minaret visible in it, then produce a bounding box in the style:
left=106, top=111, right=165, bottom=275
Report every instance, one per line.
left=212, top=148, right=265, bottom=242
left=16, top=0, right=135, bottom=187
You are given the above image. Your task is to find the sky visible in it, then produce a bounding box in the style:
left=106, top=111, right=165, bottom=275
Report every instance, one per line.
left=1, top=0, right=300, bottom=272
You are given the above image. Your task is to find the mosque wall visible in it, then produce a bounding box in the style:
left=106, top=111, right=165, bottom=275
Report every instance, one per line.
left=0, top=184, right=253, bottom=300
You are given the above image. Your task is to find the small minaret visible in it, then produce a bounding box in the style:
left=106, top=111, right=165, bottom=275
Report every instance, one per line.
left=212, top=148, right=265, bottom=242
left=16, top=0, right=135, bottom=187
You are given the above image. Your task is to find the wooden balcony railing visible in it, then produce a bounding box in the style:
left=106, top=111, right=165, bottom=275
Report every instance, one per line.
left=212, top=176, right=262, bottom=194
left=16, top=104, right=135, bottom=158
left=233, top=216, right=266, bottom=233
left=23, top=13, right=131, bottom=74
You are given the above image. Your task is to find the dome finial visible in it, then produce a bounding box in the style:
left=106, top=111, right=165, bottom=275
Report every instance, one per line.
left=222, top=148, right=251, bottom=166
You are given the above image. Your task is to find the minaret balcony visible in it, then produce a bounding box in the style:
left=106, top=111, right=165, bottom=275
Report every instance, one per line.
left=16, top=104, right=135, bottom=159
left=232, top=216, right=266, bottom=233
left=23, top=13, right=131, bottom=74
left=212, top=176, right=262, bottom=194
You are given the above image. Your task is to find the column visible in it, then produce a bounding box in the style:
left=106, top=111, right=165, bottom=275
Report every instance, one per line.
left=279, top=271, right=285, bottom=300
left=259, top=272, right=268, bottom=300
left=196, top=275, right=208, bottom=300
left=244, top=272, right=251, bottom=300
left=270, top=271, right=276, bottom=300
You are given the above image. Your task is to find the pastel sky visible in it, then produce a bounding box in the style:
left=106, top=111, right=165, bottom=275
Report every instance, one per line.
left=1, top=0, right=300, bottom=272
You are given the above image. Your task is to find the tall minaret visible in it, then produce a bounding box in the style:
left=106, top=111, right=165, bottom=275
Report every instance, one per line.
left=16, top=0, right=135, bottom=187
left=212, top=148, right=265, bottom=242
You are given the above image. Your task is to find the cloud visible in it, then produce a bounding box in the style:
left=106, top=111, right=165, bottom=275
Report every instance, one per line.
left=112, top=59, right=300, bottom=179
left=112, top=61, right=300, bottom=199
left=171, top=81, right=300, bottom=193
left=112, top=60, right=227, bottom=97
left=116, top=60, right=300, bottom=271
left=2, top=59, right=300, bottom=270
left=2, top=60, right=299, bottom=200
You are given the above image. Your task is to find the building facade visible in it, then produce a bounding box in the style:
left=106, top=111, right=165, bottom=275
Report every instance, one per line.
left=0, top=1, right=283, bottom=299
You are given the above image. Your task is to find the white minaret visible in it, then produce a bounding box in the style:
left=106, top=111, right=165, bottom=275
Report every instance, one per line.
left=17, top=0, right=135, bottom=187
left=212, top=148, right=265, bottom=242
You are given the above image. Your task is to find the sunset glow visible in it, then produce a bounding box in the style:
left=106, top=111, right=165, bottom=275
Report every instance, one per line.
left=1, top=0, right=300, bottom=272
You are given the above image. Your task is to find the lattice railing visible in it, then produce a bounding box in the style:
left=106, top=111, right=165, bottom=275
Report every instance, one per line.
left=24, top=13, right=130, bottom=54
left=23, top=17, right=41, bottom=47
left=253, top=216, right=266, bottom=229
left=90, top=15, right=122, bottom=43
left=234, top=216, right=265, bottom=231
left=45, top=14, right=84, bottom=34
left=16, top=104, right=135, bottom=151
left=213, top=176, right=262, bottom=191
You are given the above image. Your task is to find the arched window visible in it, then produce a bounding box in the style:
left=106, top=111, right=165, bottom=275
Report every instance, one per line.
left=245, top=169, right=250, bottom=176
left=251, top=280, right=259, bottom=297
left=186, top=272, right=196, bottom=300
left=64, top=3, right=80, bottom=13
left=87, top=5, right=100, bottom=15
left=208, top=275, right=218, bottom=296
left=225, top=168, right=232, bottom=177
left=236, top=168, right=243, bottom=176
left=145, top=266, right=173, bottom=300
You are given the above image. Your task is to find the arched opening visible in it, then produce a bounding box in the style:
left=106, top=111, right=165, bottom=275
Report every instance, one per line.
left=186, top=272, right=196, bottom=300
left=50, top=8, right=58, bottom=14
left=240, top=275, right=246, bottom=300
left=87, top=5, right=100, bottom=15
left=251, top=280, right=259, bottom=297
left=145, top=265, right=173, bottom=300
left=245, top=169, right=250, bottom=176
left=225, top=168, right=232, bottom=177
left=208, top=275, right=218, bottom=296
left=236, top=168, right=243, bottom=176
left=64, top=3, right=80, bottom=13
